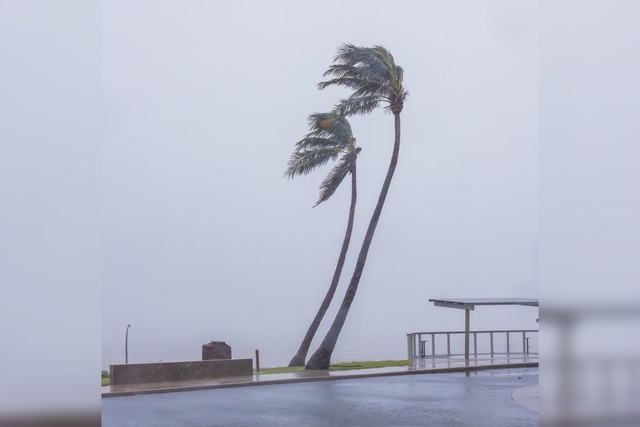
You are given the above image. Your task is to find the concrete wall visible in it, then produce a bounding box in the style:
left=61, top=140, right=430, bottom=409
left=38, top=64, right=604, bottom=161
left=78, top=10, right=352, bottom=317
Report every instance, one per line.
left=110, top=359, right=252, bottom=385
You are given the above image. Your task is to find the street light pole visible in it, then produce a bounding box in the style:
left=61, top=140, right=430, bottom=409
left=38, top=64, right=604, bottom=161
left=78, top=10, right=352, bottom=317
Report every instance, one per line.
left=125, top=324, right=131, bottom=364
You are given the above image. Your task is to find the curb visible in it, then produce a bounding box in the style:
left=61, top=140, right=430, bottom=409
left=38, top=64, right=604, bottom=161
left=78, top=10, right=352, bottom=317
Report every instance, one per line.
left=102, top=362, right=538, bottom=398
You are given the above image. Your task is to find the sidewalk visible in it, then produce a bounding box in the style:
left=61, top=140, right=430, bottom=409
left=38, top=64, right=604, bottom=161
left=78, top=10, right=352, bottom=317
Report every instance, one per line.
left=102, top=353, right=538, bottom=398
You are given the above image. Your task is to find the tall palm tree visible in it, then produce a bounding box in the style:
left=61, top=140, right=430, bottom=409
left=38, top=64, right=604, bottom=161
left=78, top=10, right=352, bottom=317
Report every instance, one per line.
left=306, top=44, right=407, bottom=370
left=285, top=112, right=361, bottom=366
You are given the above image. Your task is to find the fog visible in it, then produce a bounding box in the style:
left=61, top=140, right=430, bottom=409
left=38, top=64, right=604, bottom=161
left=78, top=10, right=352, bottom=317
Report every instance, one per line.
left=102, top=0, right=538, bottom=369
left=538, top=1, right=640, bottom=424
left=3, top=1, right=640, bottom=425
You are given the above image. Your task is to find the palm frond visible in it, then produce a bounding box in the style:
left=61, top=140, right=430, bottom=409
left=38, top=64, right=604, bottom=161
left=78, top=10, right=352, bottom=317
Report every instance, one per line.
left=371, top=46, right=397, bottom=76
left=335, top=95, right=383, bottom=117
left=319, top=44, right=408, bottom=115
left=285, top=107, right=359, bottom=207
left=332, top=44, right=393, bottom=81
left=302, top=112, right=354, bottom=146
left=348, top=81, right=390, bottom=99
left=320, top=64, right=388, bottom=86
left=307, top=112, right=339, bottom=132
left=318, top=77, right=385, bottom=96
left=295, top=136, right=346, bottom=150
left=314, top=148, right=359, bottom=207
left=285, top=148, right=342, bottom=178
left=330, top=115, right=353, bottom=140
left=394, top=65, right=404, bottom=89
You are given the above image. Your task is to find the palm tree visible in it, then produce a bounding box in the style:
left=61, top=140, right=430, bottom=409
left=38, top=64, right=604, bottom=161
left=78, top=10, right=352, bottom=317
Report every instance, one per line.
left=305, top=44, right=407, bottom=370
left=285, top=111, right=361, bottom=366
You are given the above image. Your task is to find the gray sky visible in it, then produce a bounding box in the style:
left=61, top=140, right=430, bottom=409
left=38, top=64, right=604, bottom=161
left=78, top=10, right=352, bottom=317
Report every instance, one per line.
left=102, top=0, right=538, bottom=368
left=3, top=0, right=639, bottom=421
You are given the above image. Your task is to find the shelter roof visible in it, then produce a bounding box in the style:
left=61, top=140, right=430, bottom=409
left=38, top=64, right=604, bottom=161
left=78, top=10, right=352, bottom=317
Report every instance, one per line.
left=428, top=297, right=538, bottom=310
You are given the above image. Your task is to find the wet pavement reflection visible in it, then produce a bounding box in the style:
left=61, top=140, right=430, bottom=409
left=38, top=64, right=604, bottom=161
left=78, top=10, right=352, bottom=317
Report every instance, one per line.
left=102, top=368, right=538, bottom=427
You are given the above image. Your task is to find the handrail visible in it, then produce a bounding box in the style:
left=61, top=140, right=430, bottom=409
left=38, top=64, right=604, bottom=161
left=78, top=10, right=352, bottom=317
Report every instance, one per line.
left=406, top=329, right=539, bottom=359
left=408, top=329, right=538, bottom=334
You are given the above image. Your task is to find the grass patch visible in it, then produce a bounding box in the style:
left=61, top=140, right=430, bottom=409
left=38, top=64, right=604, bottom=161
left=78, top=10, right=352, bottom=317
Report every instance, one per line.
left=329, top=360, right=411, bottom=370
left=255, top=359, right=410, bottom=375
left=102, top=377, right=110, bottom=386
left=255, top=365, right=306, bottom=375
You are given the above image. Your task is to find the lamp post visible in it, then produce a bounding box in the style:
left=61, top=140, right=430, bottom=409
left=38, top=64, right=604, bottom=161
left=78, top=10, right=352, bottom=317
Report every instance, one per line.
left=125, top=324, right=131, bottom=364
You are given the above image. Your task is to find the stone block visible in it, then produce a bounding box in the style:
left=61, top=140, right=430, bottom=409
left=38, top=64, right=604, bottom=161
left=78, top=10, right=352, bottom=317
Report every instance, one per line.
left=202, top=341, right=232, bottom=360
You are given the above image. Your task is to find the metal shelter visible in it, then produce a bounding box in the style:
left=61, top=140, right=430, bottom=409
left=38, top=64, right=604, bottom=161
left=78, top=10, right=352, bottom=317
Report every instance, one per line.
left=428, top=297, right=539, bottom=363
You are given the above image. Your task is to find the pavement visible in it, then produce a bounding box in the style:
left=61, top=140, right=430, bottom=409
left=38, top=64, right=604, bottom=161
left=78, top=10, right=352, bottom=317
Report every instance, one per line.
left=102, top=353, right=538, bottom=398
left=102, top=367, right=539, bottom=427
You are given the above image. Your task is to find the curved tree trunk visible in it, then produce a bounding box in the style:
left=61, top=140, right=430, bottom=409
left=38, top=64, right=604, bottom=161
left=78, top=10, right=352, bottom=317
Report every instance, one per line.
left=306, top=113, right=401, bottom=370
left=288, top=162, right=358, bottom=366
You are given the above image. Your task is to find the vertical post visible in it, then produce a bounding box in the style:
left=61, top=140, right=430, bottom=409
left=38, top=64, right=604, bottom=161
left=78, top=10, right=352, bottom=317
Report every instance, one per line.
left=473, top=332, right=477, bottom=357
left=464, top=309, right=470, bottom=363
left=490, top=332, right=494, bottom=356
left=506, top=332, right=510, bottom=354
left=407, top=334, right=413, bottom=359
left=125, top=324, right=131, bottom=364
left=446, top=333, right=451, bottom=356
left=431, top=333, right=435, bottom=357
left=255, top=349, right=260, bottom=372
left=522, top=331, right=527, bottom=354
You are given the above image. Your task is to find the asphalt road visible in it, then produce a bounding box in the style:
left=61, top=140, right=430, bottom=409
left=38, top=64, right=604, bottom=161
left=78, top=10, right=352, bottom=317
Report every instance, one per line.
left=102, top=368, right=538, bottom=427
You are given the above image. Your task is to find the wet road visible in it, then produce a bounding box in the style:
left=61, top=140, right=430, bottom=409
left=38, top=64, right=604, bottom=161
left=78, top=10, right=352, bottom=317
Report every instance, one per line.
left=102, top=368, right=537, bottom=426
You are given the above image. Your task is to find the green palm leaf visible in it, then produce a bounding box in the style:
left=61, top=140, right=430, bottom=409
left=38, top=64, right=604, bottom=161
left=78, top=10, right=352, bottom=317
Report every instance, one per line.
left=318, top=44, right=408, bottom=116
left=314, top=147, right=361, bottom=207
left=286, top=111, right=360, bottom=205
left=285, top=147, right=342, bottom=178
left=336, top=95, right=382, bottom=117
left=304, top=112, right=353, bottom=142
left=294, top=136, right=345, bottom=150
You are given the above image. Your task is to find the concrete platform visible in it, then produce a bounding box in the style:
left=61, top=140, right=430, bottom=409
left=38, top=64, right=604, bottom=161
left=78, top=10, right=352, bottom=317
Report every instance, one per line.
left=102, top=353, right=537, bottom=398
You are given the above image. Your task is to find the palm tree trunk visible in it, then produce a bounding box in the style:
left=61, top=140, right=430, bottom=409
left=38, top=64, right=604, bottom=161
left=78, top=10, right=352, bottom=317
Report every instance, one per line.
left=306, top=113, right=401, bottom=370
left=288, top=162, right=358, bottom=366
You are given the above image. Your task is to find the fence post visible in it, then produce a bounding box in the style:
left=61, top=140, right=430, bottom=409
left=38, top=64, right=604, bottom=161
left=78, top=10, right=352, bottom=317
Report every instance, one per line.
left=431, top=333, right=436, bottom=357
left=446, top=333, right=451, bottom=356
left=506, top=332, right=510, bottom=354
left=522, top=331, right=526, bottom=354
left=490, top=332, right=494, bottom=356
left=255, top=349, right=260, bottom=372
left=473, top=332, right=478, bottom=357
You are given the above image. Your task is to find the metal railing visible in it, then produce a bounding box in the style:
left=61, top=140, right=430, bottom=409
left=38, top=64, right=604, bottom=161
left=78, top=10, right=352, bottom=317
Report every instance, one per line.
left=407, top=329, right=538, bottom=359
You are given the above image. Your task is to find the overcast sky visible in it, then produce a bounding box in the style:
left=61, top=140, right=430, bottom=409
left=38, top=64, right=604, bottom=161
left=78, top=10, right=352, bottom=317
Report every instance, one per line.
left=4, top=1, right=640, bottom=422
left=101, top=0, right=538, bottom=368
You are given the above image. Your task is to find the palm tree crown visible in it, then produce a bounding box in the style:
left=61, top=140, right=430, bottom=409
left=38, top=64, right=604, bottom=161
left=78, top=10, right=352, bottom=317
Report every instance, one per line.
left=318, top=44, right=408, bottom=116
left=285, top=112, right=360, bottom=206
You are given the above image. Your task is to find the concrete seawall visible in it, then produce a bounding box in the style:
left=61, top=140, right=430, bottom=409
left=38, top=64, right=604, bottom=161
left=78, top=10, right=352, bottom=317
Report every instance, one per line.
left=110, top=359, right=253, bottom=385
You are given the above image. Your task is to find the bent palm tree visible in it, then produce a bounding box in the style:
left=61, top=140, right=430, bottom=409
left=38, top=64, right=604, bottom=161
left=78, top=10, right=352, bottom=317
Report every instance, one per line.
left=285, top=112, right=361, bottom=366
left=306, top=44, right=407, bottom=370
